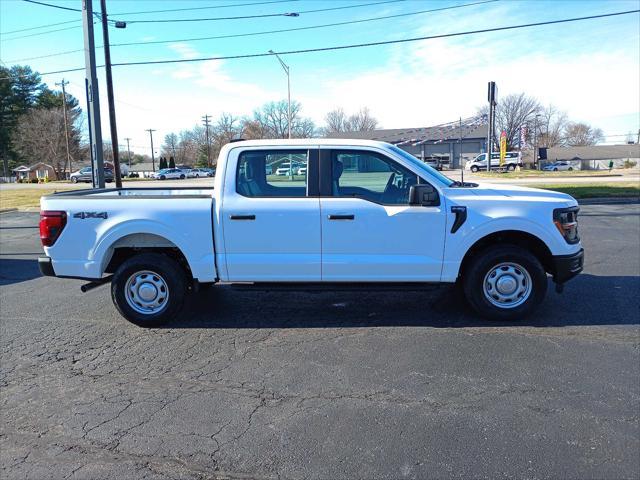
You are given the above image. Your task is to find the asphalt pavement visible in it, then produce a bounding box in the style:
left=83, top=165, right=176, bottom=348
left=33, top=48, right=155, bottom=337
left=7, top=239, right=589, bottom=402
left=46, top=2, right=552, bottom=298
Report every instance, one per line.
left=0, top=205, right=638, bottom=479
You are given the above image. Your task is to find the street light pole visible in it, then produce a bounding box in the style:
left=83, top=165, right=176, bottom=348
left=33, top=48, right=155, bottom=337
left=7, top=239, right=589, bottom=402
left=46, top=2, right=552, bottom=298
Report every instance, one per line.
left=268, top=50, right=291, bottom=139
left=533, top=113, right=541, bottom=170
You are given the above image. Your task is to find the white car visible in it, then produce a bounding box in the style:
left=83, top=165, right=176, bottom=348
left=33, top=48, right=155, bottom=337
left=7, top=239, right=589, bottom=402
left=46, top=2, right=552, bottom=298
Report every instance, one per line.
left=152, top=168, right=185, bottom=180
left=298, top=167, right=307, bottom=176
left=39, top=138, right=583, bottom=327
left=187, top=168, right=210, bottom=178
left=466, top=152, right=522, bottom=172
left=543, top=162, right=574, bottom=172
left=275, top=163, right=298, bottom=176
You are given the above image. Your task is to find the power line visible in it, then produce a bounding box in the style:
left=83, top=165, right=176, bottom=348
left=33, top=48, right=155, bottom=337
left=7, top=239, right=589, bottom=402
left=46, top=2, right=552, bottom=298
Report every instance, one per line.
left=110, top=0, right=496, bottom=48
left=1, top=19, right=80, bottom=35
left=121, top=0, right=405, bottom=23
left=111, top=9, right=640, bottom=67
left=110, top=0, right=299, bottom=16
left=1, top=23, right=88, bottom=42
left=2, top=0, right=496, bottom=61
left=2, top=9, right=638, bottom=79
left=22, top=0, right=81, bottom=12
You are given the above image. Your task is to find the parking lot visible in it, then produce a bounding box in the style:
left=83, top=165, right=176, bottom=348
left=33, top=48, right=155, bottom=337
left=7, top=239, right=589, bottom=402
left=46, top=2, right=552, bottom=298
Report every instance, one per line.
left=1, top=204, right=639, bottom=479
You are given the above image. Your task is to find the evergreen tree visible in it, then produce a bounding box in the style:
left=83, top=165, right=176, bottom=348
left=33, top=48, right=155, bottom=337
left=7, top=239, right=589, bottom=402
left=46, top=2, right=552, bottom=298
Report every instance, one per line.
left=169, top=156, right=175, bottom=168
left=159, top=157, right=167, bottom=169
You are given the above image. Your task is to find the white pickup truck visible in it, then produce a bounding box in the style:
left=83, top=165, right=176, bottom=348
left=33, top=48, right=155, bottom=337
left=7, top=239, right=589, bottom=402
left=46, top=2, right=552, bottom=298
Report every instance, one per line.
left=39, top=139, right=584, bottom=326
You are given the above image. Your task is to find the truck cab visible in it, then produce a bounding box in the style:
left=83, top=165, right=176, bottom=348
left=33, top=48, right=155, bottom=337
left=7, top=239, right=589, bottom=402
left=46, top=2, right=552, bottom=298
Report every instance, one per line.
left=39, top=139, right=583, bottom=326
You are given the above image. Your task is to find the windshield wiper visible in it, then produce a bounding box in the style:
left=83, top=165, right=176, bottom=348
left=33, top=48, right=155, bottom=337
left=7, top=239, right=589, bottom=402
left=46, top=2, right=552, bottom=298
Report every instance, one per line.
left=450, top=181, right=478, bottom=188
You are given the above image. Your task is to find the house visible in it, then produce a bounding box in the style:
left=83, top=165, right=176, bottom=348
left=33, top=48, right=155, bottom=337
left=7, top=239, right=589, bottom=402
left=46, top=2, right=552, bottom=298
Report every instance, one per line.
left=541, top=144, right=640, bottom=169
left=326, top=120, right=489, bottom=169
left=12, top=163, right=57, bottom=181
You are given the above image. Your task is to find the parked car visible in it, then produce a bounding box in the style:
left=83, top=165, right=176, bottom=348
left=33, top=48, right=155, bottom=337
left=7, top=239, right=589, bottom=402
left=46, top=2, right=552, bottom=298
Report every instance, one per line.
left=187, top=168, right=212, bottom=178
left=152, top=168, right=185, bottom=180
left=39, top=139, right=583, bottom=327
left=466, top=152, right=522, bottom=172
left=543, top=161, right=574, bottom=172
left=275, top=162, right=299, bottom=176
left=70, top=166, right=114, bottom=183
left=298, top=166, right=307, bottom=176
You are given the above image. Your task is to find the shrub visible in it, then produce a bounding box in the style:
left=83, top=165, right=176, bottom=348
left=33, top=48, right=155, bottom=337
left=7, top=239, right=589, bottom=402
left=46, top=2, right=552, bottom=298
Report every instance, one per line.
left=623, top=159, right=637, bottom=169
left=30, top=178, right=38, bottom=183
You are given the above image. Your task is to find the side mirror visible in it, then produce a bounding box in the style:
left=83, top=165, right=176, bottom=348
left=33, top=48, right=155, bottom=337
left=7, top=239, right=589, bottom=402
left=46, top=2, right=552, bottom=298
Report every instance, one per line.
left=409, top=184, right=439, bottom=207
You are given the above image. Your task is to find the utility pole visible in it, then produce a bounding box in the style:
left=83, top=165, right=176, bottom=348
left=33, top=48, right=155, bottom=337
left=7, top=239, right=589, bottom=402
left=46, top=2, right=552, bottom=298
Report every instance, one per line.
left=459, top=117, right=464, bottom=184
left=124, top=137, right=132, bottom=169
left=100, top=0, right=122, bottom=188
left=146, top=129, right=156, bottom=171
left=82, top=0, right=105, bottom=188
left=55, top=79, right=72, bottom=180
left=269, top=50, right=291, bottom=139
left=202, top=115, right=211, bottom=166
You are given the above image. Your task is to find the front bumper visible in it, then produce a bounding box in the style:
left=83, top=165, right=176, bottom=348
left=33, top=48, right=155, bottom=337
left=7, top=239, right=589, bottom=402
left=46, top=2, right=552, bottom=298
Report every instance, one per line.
left=551, top=248, right=584, bottom=284
left=38, top=256, right=56, bottom=277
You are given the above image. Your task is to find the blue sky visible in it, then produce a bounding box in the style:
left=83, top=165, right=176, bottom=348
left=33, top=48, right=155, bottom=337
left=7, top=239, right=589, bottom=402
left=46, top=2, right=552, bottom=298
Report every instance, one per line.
left=1, top=0, right=639, bottom=155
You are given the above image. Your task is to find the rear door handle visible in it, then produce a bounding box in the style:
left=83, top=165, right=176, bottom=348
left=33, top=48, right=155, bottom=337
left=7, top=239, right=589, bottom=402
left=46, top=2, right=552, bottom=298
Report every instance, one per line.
left=328, top=214, right=355, bottom=220
left=230, top=214, right=256, bottom=220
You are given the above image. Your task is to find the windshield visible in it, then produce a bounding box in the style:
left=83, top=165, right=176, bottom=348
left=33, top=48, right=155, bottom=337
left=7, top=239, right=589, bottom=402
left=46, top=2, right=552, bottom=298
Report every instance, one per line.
left=388, top=145, right=455, bottom=187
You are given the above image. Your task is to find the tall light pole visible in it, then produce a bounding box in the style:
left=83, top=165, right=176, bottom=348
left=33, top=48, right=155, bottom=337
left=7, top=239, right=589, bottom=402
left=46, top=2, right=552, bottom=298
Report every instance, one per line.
left=82, top=0, right=105, bottom=188
left=269, top=50, right=291, bottom=139
left=55, top=79, right=72, bottom=179
left=146, top=129, right=156, bottom=172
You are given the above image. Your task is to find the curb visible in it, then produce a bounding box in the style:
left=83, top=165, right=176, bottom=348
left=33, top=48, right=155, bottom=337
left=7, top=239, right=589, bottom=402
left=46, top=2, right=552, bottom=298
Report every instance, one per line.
left=578, top=197, right=640, bottom=205
left=0, top=208, right=18, bottom=214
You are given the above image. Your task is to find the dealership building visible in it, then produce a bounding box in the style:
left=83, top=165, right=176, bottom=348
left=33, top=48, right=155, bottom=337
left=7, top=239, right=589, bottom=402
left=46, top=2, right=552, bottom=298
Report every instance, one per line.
left=327, top=121, right=489, bottom=169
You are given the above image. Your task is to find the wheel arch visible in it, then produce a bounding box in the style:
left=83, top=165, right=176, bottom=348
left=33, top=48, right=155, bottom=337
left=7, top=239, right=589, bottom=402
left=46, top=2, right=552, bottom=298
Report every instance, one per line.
left=458, top=230, right=554, bottom=279
left=100, top=232, right=193, bottom=279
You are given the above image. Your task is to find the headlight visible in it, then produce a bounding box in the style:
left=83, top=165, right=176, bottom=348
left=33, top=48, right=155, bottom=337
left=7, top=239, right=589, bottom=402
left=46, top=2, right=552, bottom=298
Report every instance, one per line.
left=553, top=207, right=580, bottom=244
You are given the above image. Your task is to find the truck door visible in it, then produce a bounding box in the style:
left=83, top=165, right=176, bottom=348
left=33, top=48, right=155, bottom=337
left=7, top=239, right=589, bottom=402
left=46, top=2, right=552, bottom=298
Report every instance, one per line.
left=221, top=147, right=321, bottom=281
left=319, top=148, right=446, bottom=282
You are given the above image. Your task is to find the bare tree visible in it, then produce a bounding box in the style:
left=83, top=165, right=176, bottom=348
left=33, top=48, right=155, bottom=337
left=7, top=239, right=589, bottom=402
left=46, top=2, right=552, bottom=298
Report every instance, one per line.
left=323, top=107, right=379, bottom=134
left=162, top=133, right=179, bottom=158
left=11, top=107, right=80, bottom=178
left=538, top=104, right=568, bottom=148
left=495, top=93, right=542, bottom=149
left=249, top=100, right=315, bottom=139
left=347, top=107, right=379, bottom=131
left=324, top=108, right=349, bottom=133
left=563, top=122, right=604, bottom=146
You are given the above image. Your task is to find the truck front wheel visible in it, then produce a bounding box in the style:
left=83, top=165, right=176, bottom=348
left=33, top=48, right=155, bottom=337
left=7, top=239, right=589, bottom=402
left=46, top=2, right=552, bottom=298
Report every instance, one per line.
left=111, top=253, right=187, bottom=327
left=462, top=245, right=547, bottom=321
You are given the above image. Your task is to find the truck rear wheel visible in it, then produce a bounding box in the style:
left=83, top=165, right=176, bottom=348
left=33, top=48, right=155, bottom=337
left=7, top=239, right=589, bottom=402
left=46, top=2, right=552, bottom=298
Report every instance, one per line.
left=462, top=245, right=547, bottom=321
left=111, top=253, right=187, bottom=327
left=471, top=166, right=479, bottom=173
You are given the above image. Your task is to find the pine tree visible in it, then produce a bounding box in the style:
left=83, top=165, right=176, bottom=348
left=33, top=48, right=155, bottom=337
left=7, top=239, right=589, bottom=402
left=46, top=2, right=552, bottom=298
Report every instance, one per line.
left=169, top=156, right=175, bottom=168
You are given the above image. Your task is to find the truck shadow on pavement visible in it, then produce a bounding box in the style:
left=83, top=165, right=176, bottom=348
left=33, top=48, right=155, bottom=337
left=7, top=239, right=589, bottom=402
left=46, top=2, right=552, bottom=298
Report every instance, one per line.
left=0, top=258, right=41, bottom=286
left=169, top=274, right=639, bottom=329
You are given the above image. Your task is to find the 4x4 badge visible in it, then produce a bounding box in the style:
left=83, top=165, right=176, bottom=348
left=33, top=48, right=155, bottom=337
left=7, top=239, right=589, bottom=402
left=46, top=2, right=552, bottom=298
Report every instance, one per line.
left=73, top=212, right=108, bottom=219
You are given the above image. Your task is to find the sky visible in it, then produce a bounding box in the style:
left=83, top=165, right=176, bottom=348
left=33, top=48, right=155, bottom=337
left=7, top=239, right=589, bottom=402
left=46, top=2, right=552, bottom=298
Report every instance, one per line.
left=1, top=0, right=639, bottom=156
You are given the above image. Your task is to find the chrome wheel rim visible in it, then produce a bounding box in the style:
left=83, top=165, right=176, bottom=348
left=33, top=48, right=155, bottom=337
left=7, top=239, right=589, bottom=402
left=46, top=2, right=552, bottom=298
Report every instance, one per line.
left=124, top=270, right=169, bottom=315
left=483, top=262, right=532, bottom=309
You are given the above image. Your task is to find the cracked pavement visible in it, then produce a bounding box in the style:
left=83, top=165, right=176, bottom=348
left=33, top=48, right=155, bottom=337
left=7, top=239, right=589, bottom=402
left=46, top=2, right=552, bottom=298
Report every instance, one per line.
left=0, top=205, right=639, bottom=479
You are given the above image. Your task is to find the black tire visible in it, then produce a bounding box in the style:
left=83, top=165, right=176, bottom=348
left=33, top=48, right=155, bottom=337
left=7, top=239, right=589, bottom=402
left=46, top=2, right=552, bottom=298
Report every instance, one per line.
left=462, top=244, right=547, bottom=321
left=160, top=175, right=166, bottom=180
left=71, top=176, right=78, bottom=183
left=471, top=166, right=479, bottom=173
left=568, top=167, right=573, bottom=171
left=553, top=167, right=558, bottom=171
left=507, top=164, right=515, bottom=171
left=180, top=174, right=185, bottom=179
left=111, top=253, right=188, bottom=327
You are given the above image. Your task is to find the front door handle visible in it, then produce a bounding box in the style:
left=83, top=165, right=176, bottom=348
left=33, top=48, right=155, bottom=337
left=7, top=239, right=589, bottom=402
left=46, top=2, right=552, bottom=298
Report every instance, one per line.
left=230, top=214, right=256, bottom=220
left=328, top=214, right=355, bottom=220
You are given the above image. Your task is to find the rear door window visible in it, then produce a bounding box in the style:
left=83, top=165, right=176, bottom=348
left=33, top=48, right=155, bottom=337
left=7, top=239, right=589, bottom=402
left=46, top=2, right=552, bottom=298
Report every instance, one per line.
left=237, top=150, right=310, bottom=198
